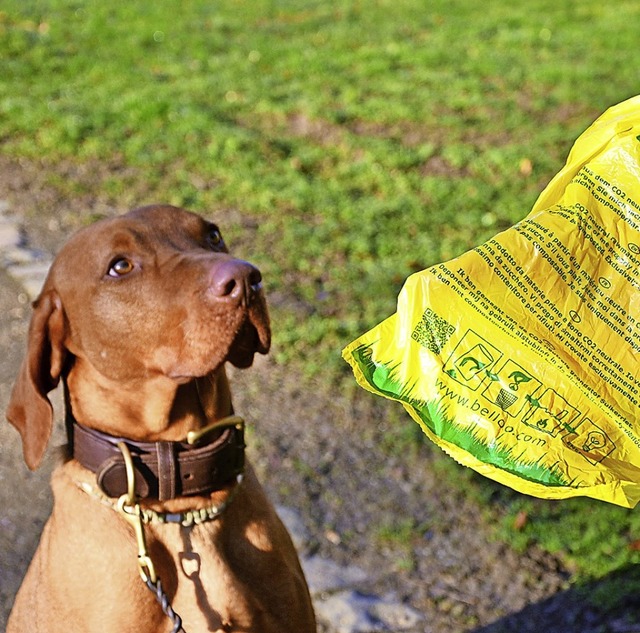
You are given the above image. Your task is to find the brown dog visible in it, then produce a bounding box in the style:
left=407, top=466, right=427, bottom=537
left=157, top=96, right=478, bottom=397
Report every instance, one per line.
left=6, top=205, right=316, bottom=632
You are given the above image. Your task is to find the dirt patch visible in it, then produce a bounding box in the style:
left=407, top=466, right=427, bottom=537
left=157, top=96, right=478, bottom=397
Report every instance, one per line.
left=1, top=155, right=639, bottom=632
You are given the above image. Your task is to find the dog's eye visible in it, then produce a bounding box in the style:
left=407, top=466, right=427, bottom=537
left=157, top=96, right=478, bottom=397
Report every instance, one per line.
left=206, top=226, right=224, bottom=249
left=107, top=258, right=135, bottom=277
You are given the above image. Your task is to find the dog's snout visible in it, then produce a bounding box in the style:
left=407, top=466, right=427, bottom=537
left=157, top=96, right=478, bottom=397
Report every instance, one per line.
left=210, top=259, right=262, bottom=301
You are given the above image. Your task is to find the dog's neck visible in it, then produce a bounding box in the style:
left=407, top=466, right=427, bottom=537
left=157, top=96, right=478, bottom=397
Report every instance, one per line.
left=65, top=358, right=234, bottom=443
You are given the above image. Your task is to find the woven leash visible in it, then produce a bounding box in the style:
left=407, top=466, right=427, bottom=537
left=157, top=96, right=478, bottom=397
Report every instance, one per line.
left=145, top=577, right=184, bottom=633
left=78, top=474, right=243, bottom=527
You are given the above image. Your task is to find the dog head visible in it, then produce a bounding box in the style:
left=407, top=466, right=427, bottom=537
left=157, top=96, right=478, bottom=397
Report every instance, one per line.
left=7, top=205, right=271, bottom=469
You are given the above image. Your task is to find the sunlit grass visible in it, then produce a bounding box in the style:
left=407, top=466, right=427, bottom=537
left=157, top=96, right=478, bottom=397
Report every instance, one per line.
left=2, top=0, right=640, bottom=582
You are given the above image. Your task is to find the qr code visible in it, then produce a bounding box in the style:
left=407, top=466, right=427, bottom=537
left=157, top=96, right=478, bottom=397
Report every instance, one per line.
left=411, top=308, right=455, bottom=354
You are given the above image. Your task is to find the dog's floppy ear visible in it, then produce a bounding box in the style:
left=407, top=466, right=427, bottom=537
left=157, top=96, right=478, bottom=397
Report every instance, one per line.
left=7, top=290, right=67, bottom=470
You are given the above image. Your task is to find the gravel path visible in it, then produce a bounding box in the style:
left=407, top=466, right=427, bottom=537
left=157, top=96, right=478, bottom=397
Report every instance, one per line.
left=1, top=158, right=639, bottom=632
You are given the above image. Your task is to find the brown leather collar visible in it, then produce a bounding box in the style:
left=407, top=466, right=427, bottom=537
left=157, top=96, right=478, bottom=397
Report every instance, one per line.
left=72, top=420, right=245, bottom=501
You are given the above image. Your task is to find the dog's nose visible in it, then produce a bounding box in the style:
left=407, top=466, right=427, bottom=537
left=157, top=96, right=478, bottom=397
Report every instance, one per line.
left=210, top=259, right=263, bottom=302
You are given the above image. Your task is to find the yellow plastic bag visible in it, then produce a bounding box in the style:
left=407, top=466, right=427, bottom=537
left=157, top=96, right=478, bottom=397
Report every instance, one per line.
left=343, top=96, right=640, bottom=508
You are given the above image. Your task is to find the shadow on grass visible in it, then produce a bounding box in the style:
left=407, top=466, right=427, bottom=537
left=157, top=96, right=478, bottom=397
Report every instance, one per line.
left=473, top=564, right=640, bottom=633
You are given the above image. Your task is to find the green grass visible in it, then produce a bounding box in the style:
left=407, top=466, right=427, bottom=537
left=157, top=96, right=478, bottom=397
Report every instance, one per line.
left=429, top=455, right=640, bottom=612
left=2, top=0, right=640, bottom=587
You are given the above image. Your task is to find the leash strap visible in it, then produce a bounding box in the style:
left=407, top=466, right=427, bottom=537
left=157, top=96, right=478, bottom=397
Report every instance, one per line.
left=146, top=578, right=184, bottom=633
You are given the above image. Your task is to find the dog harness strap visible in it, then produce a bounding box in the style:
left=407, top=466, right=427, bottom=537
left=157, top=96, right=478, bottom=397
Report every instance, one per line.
left=72, top=422, right=245, bottom=500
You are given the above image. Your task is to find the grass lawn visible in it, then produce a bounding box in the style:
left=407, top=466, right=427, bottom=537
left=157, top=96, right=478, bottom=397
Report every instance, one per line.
left=2, top=0, right=640, bottom=592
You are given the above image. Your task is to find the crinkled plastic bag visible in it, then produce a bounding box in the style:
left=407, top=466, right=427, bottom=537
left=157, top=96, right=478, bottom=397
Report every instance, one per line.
left=343, top=96, right=640, bottom=508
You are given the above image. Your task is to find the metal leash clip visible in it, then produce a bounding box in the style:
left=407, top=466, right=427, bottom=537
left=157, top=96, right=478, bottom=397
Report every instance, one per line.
left=116, top=441, right=158, bottom=584
left=114, top=441, right=184, bottom=632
